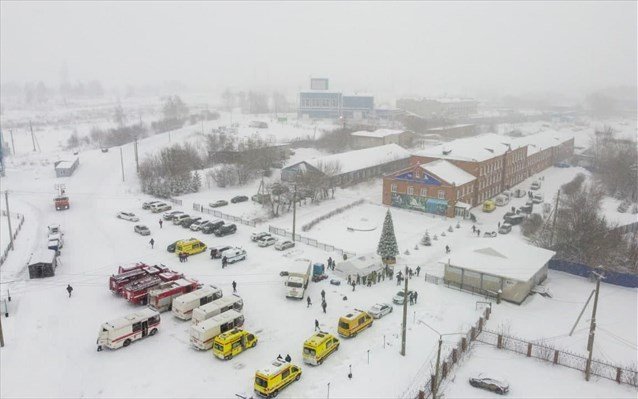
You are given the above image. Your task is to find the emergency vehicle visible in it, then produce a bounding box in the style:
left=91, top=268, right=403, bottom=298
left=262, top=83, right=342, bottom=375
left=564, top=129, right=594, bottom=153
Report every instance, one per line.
left=338, top=310, right=373, bottom=338
left=191, top=294, right=243, bottom=325
left=122, top=269, right=182, bottom=305
left=96, top=308, right=160, bottom=351
left=213, top=328, right=257, bottom=360
left=302, top=332, right=340, bottom=365
left=172, top=285, right=222, bottom=320
left=254, top=359, right=302, bottom=398
left=109, top=263, right=161, bottom=295
left=190, top=310, right=244, bottom=350
left=147, top=278, right=200, bottom=312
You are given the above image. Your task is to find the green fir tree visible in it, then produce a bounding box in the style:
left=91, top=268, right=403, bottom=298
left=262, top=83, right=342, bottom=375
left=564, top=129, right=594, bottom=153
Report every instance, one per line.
left=377, top=209, right=399, bottom=260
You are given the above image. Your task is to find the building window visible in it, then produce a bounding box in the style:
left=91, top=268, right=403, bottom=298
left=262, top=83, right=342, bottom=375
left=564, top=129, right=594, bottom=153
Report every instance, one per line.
left=438, top=190, right=445, bottom=199
left=407, top=186, right=414, bottom=195
left=391, top=184, right=397, bottom=193
left=420, top=188, right=427, bottom=197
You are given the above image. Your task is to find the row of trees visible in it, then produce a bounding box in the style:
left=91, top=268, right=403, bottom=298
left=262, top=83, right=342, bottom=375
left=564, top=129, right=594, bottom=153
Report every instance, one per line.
left=220, top=89, right=290, bottom=114
left=138, top=143, right=204, bottom=198
left=589, top=126, right=638, bottom=201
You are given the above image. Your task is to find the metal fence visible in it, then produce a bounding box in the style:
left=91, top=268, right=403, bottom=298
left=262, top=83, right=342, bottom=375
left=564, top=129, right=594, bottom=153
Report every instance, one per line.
left=477, top=329, right=638, bottom=387
left=0, top=212, right=25, bottom=267
left=301, top=199, right=366, bottom=232
left=192, top=203, right=259, bottom=227
left=166, top=197, right=183, bottom=206
left=268, top=225, right=356, bottom=258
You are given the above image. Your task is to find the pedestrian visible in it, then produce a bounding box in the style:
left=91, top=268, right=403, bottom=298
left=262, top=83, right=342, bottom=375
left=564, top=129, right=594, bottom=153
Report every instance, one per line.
left=477, top=229, right=481, bottom=237
left=307, top=296, right=312, bottom=307
left=414, top=291, right=418, bottom=304
left=315, top=319, right=320, bottom=331
left=149, top=238, right=155, bottom=249
left=445, top=245, right=450, bottom=254
left=184, top=253, right=188, bottom=262
left=277, top=354, right=284, bottom=361
left=377, top=273, right=381, bottom=283
left=222, top=256, right=228, bottom=269
left=210, top=248, right=215, bottom=259
left=347, top=275, right=352, bottom=285
left=498, top=221, right=501, bottom=229
left=352, top=281, right=356, bottom=292
left=321, top=289, right=325, bottom=301
left=409, top=293, right=413, bottom=305
left=367, top=279, right=372, bottom=287
left=159, top=219, right=163, bottom=229
left=472, top=224, right=476, bottom=233
left=285, top=354, right=291, bottom=362
left=416, top=266, right=421, bottom=277
left=328, top=257, right=333, bottom=269
left=66, top=284, right=73, bottom=298
left=232, top=280, right=237, bottom=293
left=178, top=252, right=183, bottom=262
left=321, top=300, right=327, bottom=314
left=362, top=275, right=367, bottom=286
left=356, top=274, right=361, bottom=285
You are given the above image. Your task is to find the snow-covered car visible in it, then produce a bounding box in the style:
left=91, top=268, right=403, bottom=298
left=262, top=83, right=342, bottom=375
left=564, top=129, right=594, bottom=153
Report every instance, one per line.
left=230, top=195, right=249, bottom=203
left=251, top=232, right=271, bottom=242
left=181, top=217, right=202, bottom=228
left=134, top=225, right=151, bottom=236
left=142, top=200, right=161, bottom=210
left=530, top=180, right=541, bottom=190
left=214, top=224, right=237, bottom=237
left=498, top=223, right=512, bottom=234
left=209, top=200, right=228, bottom=208
left=274, top=240, right=295, bottom=251
left=173, top=214, right=190, bottom=225
left=392, top=290, right=415, bottom=305
left=257, top=236, right=277, bottom=247
left=189, top=220, right=210, bottom=231
left=483, top=231, right=497, bottom=238
left=532, top=193, right=544, bottom=204
left=167, top=241, right=178, bottom=252
left=117, top=212, right=140, bottom=222
left=512, top=188, right=526, bottom=198
left=202, top=220, right=225, bottom=234
left=368, top=303, right=393, bottom=319
left=150, top=203, right=171, bottom=213
left=163, top=210, right=183, bottom=220
left=469, top=376, right=509, bottom=395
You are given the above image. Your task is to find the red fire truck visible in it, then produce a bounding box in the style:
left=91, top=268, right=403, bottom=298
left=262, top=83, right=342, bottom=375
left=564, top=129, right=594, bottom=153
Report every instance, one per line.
left=109, top=263, right=166, bottom=295
left=148, top=278, right=201, bottom=312
left=122, top=270, right=183, bottom=305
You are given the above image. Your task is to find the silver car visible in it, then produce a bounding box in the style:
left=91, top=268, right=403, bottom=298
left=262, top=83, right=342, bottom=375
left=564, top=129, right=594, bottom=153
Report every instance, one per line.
left=368, top=303, right=393, bottom=319
left=134, top=225, right=151, bottom=236
left=117, top=212, right=140, bottom=222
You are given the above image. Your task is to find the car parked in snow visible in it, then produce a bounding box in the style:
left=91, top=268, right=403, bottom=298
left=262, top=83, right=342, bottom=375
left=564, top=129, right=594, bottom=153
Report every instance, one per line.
left=368, top=303, right=393, bottom=319
left=142, top=200, right=161, bottom=210
left=251, top=232, right=271, bottom=242
left=469, top=376, right=509, bottom=395
left=214, top=224, right=237, bottom=237
left=392, top=290, right=414, bottom=305
left=230, top=195, right=249, bottom=204
left=512, top=188, right=526, bottom=198
left=257, top=236, right=277, bottom=247
left=532, top=193, right=544, bottom=204
left=222, top=247, right=247, bottom=263
left=530, top=180, right=541, bottom=190
left=274, top=240, right=295, bottom=251
left=498, top=223, right=512, bottom=234
left=210, top=245, right=232, bottom=259
left=181, top=217, right=202, bottom=229
left=173, top=214, right=191, bottom=225
left=202, top=220, right=225, bottom=234
left=504, top=213, right=525, bottom=226
left=117, top=212, right=140, bottom=222
left=150, top=202, right=171, bottom=213
left=134, top=225, right=151, bottom=236
left=483, top=231, right=497, bottom=238
left=189, top=220, right=210, bottom=231
left=163, top=210, right=183, bottom=220
left=209, top=200, right=228, bottom=208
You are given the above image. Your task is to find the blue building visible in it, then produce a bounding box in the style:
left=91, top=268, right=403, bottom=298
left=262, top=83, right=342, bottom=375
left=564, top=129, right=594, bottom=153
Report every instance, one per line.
left=298, top=78, right=374, bottom=120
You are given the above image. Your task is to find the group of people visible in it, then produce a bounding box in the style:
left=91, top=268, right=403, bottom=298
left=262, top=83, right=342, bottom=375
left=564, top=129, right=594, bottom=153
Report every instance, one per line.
left=178, top=252, right=189, bottom=262
left=326, top=257, right=336, bottom=271
left=471, top=225, right=482, bottom=237
left=307, top=290, right=328, bottom=313
left=276, top=354, right=292, bottom=362
left=395, top=266, right=421, bottom=285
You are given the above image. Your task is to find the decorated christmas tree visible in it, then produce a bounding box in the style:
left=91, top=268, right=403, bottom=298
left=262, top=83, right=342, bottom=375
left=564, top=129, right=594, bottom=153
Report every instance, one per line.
left=421, top=231, right=432, bottom=246
left=377, top=209, right=399, bottom=262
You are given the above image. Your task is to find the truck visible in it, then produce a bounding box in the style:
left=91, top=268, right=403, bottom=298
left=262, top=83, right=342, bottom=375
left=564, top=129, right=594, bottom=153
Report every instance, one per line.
left=171, top=285, right=223, bottom=320
left=109, top=263, right=161, bottom=295
left=190, top=309, right=245, bottom=350
left=121, top=269, right=183, bottom=305
left=96, top=308, right=160, bottom=351
left=284, top=259, right=312, bottom=299
left=147, top=278, right=201, bottom=312
left=311, top=263, right=327, bottom=282
left=192, top=294, right=244, bottom=325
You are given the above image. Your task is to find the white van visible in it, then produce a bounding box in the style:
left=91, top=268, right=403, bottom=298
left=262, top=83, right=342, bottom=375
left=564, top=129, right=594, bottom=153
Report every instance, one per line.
left=190, top=309, right=245, bottom=350
left=151, top=202, right=171, bottom=213
left=172, top=285, right=222, bottom=320
left=192, top=294, right=244, bottom=325
left=96, top=308, right=160, bottom=351
left=222, top=247, right=247, bottom=264
left=173, top=214, right=191, bottom=225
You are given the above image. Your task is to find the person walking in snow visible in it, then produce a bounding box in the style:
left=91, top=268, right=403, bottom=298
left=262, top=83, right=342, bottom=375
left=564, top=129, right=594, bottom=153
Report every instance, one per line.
left=315, top=319, right=320, bottom=331
left=222, top=256, right=228, bottom=269
left=445, top=245, right=450, bottom=254
left=472, top=224, right=476, bottom=234
left=149, top=238, right=155, bottom=249
left=416, top=266, right=421, bottom=277
left=477, top=229, right=481, bottom=237
left=413, top=291, right=418, bottom=304
left=409, top=292, right=414, bottom=305
left=159, top=219, right=163, bottom=229
left=321, top=289, right=325, bottom=301
left=232, top=280, right=237, bottom=293
left=498, top=221, right=501, bottom=229
left=352, top=281, right=356, bottom=292
left=285, top=354, right=292, bottom=362
left=307, top=296, right=312, bottom=308
left=321, top=300, right=327, bottom=314
left=66, top=284, right=73, bottom=298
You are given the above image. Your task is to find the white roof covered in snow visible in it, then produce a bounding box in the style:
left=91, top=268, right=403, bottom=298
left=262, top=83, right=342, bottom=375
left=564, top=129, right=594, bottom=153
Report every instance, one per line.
left=29, top=249, right=57, bottom=265
left=440, top=238, right=555, bottom=282
left=415, top=133, right=525, bottom=162
left=514, top=130, right=575, bottom=156
left=335, top=253, right=383, bottom=278
left=55, top=159, right=77, bottom=169
left=351, top=129, right=405, bottom=138
left=303, top=144, right=410, bottom=175
left=426, top=124, right=474, bottom=131
left=421, top=159, right=476, bottom=186
left=105, top=308, right=158, bottom=330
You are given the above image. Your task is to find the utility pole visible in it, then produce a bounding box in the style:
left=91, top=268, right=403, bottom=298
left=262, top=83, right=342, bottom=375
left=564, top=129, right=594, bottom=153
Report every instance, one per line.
left=4, top=191, right=14, bottom=250
left=29, top=121, right=36, bottom=152
left=433, top=338, right=443, bottom=398
left=550, top=189, right=560, bottom=247
left=292, top=184, right=297, bottom=242
left=119, top=147, right=125, bottom=182
left=9, top=129, right=16, bottom=155
left=401, top=265, right=409, bottom=356
left=585, top=271, right=603, bottom=381
left=569, top=289, right=596, bottom=336
left=0, top=312, right=4, bottom=347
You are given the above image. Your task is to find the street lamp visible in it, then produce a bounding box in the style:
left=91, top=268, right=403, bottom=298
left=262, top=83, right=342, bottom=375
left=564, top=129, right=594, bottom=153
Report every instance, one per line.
left=418, top=320, right=466, bottom=398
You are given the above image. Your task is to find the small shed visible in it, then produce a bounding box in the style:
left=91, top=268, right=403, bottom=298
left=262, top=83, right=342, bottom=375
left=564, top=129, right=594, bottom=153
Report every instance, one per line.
left=28, top=249, right=58, bottom=279
left=334, top=253, right=384, bottom=281
left=54, top=158, right=79, bottom=177
left=441, top=238, right=555, bottom=304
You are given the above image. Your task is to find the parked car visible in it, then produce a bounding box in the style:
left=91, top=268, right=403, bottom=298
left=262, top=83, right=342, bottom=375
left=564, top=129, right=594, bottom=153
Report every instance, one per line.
left=142, top=200, right=161, bottom=210
left=469, top=376, right=509, bottom=395
left=251, top=232, right=271, bottom=242
left=117, top=212, right=140, bottom=222
left=151, top=203, right=171, bottom=213
left=498, top=223, right=512, bottom=234
left=221, top=247, right=247, bottom=263
left=202, top=220, right=225, bottom=234
left=163, top=210, right=183, bottom=220
left=504, top=214, right=525, bottom=226
left=530, top=180, right=541, bottom=190
left=181, top=217, right=202, bottom=228
left=482, top=200, right=496, bottom=213
left=189, top=220, right=210, bottom=231
left=167, top=241, right=179, bottom=253
left=512, top=188, right=526, bottom=198
left=230, top=195, right=249, bottom=204
left=495, top=194, right=510, bottom=207
left=210, top=245, right=232, bottom=259
left=173, top=214, right=190, bottom=225
left=274, top=240, right=295, bottom=251
left=483, top=231, right=497, bottom=238
left=520, top=201, right=533, bottom=214
left=532, top=193, right=544, bottom=204
left=209, top=200, right=228, bottom=208
left=134, top=225, right=151, bottom=236
left=392, top=290, right=415, bottom=305
left=214, top=224, right=237, bottom=237
left=258, top=236, right=277, bottom=247
left=368, top=303, right=393, bottom=319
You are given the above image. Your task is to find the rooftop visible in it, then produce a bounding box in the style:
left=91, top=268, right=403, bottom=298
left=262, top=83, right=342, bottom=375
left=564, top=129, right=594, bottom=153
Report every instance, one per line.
left=414, top=133, right=526, bottom=162
left=302, top=144, right=410, bottom=175
left=351, top=129, right=406, bottom=138
left=421, top=159, right=476, bottom=186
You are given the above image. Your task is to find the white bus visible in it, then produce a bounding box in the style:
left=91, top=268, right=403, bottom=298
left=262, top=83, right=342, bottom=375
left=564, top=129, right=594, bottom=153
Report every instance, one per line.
left=96, top=308, right=160, bottom=351
left=190, top=310, right=244, bottom=350
left=191, top=294, right=244, bottom=325
left=171, top=285, right=222, bottom=320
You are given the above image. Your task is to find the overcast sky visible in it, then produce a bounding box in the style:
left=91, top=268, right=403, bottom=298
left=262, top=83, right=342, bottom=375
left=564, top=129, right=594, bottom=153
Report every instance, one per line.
left=1, top=1, right=636, bottom=98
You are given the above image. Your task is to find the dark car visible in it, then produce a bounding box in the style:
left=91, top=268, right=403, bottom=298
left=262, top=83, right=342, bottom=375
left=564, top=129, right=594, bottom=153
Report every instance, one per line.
left=180, top=217, right=202, bottom=228
left=167, top=241, right=178, bottom=253
left=469, top=376, right=509, bottom=395
left=209, top=200, right=229, bottom=208
left=214, top=224, right=237, bottom=237
left=230, top=195, right=249, bottom=204
left=210, top=245, right=232, bottom=259
left=202, top=220, right=225, bottom=234
left=504, top=214, right=525, bottom=225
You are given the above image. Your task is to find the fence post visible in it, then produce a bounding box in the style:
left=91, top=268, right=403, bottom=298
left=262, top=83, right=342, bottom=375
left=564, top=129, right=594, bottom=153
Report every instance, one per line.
left=553, top=350, right=559, bottom=364
left=497, top=334, right=503, bottom=349
left=478, top=317, right=484, bottom=332
left=418, top=390, right=425, bottom=399
left=461, top=337, right=467, bottom=352
left=527, top=343, right=532, bottom=357
left=430, top=375, right=435, bottom=392
left=486, top=307, right=491, bottom=320
left=616, top=368, right=622, bottom=383
left=452, top=348, right=458, bottom=363
left=471, top=327, right=476, bottom=341
left=442, top=362, right=448, bottom=378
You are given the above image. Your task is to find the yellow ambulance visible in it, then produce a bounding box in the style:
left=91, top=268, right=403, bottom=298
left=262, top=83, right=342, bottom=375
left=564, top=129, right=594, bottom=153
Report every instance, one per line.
left=303, top=331, right=340, bottom=365
left=482, top=200, right=496, bottom=213
left=175, top=238, right=207, bottom=256
left=213, top=328, right=257, bottom=360
left=338, top=310, right=373, bottom=338
left=254, top=359, right=302, bottom=398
